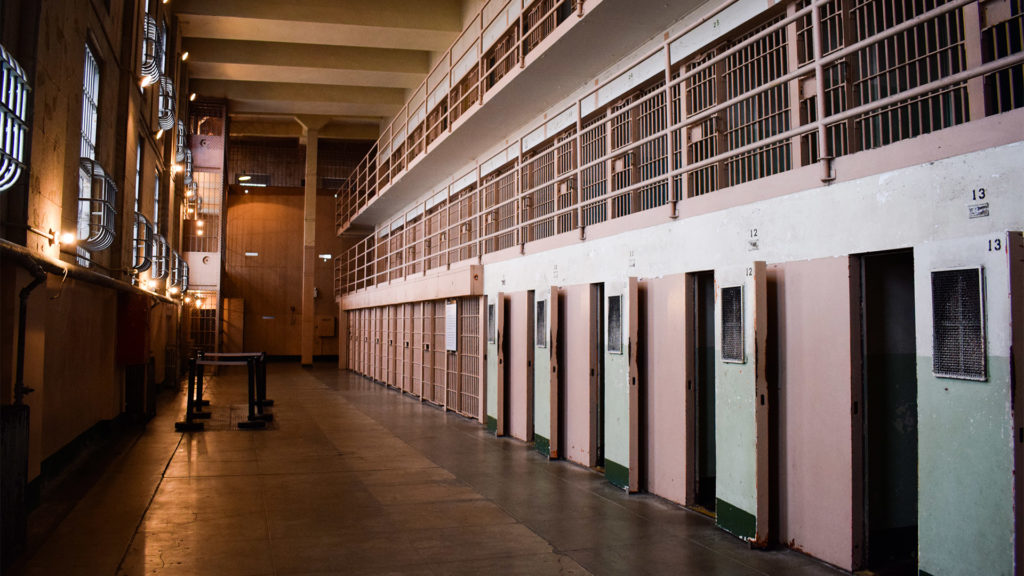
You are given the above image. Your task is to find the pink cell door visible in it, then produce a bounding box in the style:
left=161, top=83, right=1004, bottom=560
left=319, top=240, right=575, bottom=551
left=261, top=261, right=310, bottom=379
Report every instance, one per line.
left=562, top=283, right=602, bottom=468
left=507, top=291, right=535, bottom=442
left=639, top=274, right=687, bottom=505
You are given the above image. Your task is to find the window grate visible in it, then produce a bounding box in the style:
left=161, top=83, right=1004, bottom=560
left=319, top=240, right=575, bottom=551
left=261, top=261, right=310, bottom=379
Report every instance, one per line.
left=721, top=285, right=744, bottom=362
left=77, top=158, right=117, bottom=252
left=140, top=14, right=162, bottom=82
left=0, top=45, right=29, bottom=193
left=131, top=211, right=153, bottom=273
left=607, top=294, right=623, bottom=354
left=931, top=268, right=986, bottom=380
left=536, top=299, right=548, bottom=347
left=158, top=75, right=175, bottom=130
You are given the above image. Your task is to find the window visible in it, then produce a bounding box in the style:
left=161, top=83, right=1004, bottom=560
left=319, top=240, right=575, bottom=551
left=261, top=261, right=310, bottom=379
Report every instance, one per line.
left=932, top=268, right=986, bottom=380
left=607, top=294, right=623, bottom=354
left=536, top=299, right=547, bottom=348
left=80, top=45, right=100, bottom=160
left=721, top=286, right=744, bottom=362
left=77, top=45, right=116, bottom=262
left=153, top=168, right=160, bottom=228
left=0, top=44, right=30, bottom=193
left=487, top=303, right=496, bottom=343
left=140, top=14, right=161, bottom=84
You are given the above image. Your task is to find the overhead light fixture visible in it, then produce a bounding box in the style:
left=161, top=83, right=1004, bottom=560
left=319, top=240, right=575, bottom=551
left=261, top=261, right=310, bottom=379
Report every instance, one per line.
left=237, top=175, right=251, bottom=181
left=189, top=92, right=196, bottom=101
left=181, top=51, right=189, bottom=61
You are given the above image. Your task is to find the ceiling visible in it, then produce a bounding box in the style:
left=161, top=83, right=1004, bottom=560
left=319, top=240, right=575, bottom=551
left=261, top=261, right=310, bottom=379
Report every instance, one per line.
left=174, top=0, right=468, bottom=140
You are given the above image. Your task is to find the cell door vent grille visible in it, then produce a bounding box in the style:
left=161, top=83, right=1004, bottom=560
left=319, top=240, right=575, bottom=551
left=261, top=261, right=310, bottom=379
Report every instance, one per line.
left=536, top=300, right=547, bottom=348
left=931, top=268, right=986, bottom=380
left=608, top=295, right=623, bottom=354
left=721, top=286, right=744, bottom=363
left=487, top=303, right=496, bottom=343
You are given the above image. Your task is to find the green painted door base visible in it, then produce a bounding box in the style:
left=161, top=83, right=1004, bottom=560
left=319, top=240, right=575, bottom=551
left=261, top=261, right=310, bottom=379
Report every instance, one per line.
left=534, top=434, right=550, bottom=456
left=716, top=498, right=756, bottom=540
left=605, top=459, right=629, bottom=489
left=485, top=415, right=497, bottom=433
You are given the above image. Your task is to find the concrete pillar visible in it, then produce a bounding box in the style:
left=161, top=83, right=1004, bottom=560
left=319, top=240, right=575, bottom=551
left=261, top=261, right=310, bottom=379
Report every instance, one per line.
left=297, top=116, right=330, bottom=365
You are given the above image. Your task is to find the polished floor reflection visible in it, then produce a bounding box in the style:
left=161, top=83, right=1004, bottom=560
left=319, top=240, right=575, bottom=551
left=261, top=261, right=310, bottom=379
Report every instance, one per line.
left=13, top=364, right=846, bottom=576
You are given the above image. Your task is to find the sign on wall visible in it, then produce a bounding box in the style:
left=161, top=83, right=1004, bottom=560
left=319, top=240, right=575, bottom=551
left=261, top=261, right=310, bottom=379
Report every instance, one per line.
left=445, top=300, right=458, bottom=351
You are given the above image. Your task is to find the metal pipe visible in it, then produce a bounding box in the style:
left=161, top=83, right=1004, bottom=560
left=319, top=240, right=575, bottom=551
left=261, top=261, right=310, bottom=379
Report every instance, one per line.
left=14, top=262, right=45, bottom=405
left=0, top=238, right=176, bottom=304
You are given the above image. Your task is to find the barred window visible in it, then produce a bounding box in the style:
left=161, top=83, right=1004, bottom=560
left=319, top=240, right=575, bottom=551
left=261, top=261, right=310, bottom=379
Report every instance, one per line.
left=77, top=46, right=116, bottom=263
left=0, top=45, right=30, bottom=193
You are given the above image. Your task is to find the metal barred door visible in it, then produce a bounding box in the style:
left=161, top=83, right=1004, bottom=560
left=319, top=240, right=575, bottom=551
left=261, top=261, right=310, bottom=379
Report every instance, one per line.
left=458, top=297, right=482, bottom=419
left=432, top=300, right=447, bottom=405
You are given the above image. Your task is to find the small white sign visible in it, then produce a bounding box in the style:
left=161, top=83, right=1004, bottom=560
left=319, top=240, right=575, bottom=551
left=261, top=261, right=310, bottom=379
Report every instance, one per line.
left=445, top=301, right=458, bottom=351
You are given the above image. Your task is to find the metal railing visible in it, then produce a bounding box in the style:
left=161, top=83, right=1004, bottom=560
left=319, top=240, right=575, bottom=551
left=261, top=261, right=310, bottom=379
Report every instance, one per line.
left=336, top=0, right=1024, bottom=297
left=335, top=0, right=582, bottom=229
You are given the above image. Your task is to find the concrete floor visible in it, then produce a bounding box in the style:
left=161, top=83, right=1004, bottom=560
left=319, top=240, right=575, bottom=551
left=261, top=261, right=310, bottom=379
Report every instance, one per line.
left=12, top=363, right=848, bottom=576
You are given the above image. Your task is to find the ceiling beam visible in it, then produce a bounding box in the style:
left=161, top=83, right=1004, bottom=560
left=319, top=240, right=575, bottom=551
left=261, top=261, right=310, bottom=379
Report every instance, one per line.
left=174, top=0, right=463, bottom=32
left=228, top=119, right=380, bottom=140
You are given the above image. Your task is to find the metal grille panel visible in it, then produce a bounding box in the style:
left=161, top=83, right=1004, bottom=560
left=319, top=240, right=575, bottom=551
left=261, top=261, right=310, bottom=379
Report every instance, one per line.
left=721, top=286, right=744, bottom=362
left=931, top=268, right=986, bottom=380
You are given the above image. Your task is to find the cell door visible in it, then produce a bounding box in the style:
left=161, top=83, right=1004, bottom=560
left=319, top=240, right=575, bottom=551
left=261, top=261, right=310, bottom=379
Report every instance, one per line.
left=714, top=262, right=768, bottom=546
left=507, top=291, right=535, bottom=441
left=373, top=307, right=383, bottom=382
left=1011, top=232, right=1024, bottom=576
left=638, top=274, right=687, bottom=504
left=495, top=292, right=508, bottom=436
left=689, top=271, right=717, bottom=513
left=412, top=303, right=424, bottom=397
left=548, top=286, right=562, bottom=459
left=561, top=283, right=602, bottom=467
left=860, top=250, right=917, bottom=573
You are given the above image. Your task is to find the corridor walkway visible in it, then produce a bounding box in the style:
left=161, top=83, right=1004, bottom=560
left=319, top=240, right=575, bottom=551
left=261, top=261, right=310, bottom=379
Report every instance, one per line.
left=13, top=364, right=846, bottom=576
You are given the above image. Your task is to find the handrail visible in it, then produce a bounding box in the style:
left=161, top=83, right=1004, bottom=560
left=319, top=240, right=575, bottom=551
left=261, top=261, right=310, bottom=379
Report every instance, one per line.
left=336, top=0, right=1024, bottom=297
left=336, top=0, right=582, bottom=232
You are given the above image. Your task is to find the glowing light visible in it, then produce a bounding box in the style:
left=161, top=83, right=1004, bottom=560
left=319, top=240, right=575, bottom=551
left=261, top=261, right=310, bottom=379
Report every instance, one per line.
left=196, top=220, right=204, bottom=227
left=171, top=163, right=182, bottom=174
left=59, top=232, right=76, bottom=245
left=155, top=128, right=164, bottom=140
left=189, top=93, right=196, bottom=101
left=140, top=75, right=155, bottom=88
left=237, top=175, right=252, bottom=181
left=180, top=51, right=189, bottom=61
left=169, top=287, right=180, bottom=295
left=184, top=296, right=192, bottom=304
left=197, top=229, right=204, bottom=236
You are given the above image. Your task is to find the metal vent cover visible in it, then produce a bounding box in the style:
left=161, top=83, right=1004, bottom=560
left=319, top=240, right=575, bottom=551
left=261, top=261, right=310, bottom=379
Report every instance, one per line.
left=931, top=268, right=986, bottom=380
left=721, top=285, right=744, bottom=362
left=607, top=295, right=623, bottom=354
